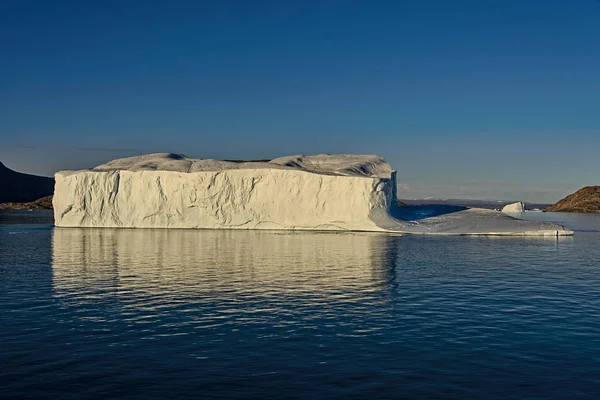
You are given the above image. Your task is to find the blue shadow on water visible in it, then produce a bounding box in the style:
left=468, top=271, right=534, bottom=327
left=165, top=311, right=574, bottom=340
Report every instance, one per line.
left=390, top=204, right=468, bottom=221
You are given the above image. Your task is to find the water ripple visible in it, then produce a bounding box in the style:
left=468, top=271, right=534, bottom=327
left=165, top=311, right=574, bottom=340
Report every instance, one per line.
left=1, top=216, right=600, bottom=399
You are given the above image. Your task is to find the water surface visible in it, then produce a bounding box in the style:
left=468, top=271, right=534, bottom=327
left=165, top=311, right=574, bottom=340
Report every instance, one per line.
left=1, top=211, right=599, bottom=399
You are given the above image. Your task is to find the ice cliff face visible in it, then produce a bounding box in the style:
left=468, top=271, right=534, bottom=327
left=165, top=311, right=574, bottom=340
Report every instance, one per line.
left=54, top=153, right=396, bottom=231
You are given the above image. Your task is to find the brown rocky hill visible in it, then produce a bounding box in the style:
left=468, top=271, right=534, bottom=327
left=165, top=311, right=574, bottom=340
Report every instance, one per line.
left=545, top=186, right=600, bottom=213
left=0, top=161, right=55, bottom=203
left=0, top=195, right=53, bottom=210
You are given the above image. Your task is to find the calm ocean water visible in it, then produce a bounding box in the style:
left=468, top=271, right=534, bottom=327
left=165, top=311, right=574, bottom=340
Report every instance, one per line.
left=1, top=210, right=600, bottom=399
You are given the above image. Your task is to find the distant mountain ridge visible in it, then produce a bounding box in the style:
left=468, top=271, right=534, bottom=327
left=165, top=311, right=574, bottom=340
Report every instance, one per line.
left=545, top=186, right=600, bottom=213
left=0, top=161, right=55, bottom=203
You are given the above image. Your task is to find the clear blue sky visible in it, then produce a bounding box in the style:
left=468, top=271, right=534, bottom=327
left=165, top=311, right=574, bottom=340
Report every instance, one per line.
left=1, top=0, right=598, bottom=202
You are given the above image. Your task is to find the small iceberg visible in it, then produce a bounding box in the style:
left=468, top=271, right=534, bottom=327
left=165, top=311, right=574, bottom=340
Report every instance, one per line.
left=502, top=202, right=526, bottom=213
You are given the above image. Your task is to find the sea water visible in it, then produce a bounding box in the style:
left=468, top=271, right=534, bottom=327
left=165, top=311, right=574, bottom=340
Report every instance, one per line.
left=1, top=210, right=599, bottom=399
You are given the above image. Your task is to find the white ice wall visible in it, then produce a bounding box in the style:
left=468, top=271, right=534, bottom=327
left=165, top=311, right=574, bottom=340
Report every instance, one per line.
left=53, top=169, right=396, bottom=231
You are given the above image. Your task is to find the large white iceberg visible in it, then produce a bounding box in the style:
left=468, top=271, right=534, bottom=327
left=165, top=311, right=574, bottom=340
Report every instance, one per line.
left=54, top=153, right=572, bottom=236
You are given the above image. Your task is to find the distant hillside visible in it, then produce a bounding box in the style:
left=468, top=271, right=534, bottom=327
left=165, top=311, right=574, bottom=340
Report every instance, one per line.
left=0, top=161, right=55, bottom=203
left=545, top=186, right=600, bottom=213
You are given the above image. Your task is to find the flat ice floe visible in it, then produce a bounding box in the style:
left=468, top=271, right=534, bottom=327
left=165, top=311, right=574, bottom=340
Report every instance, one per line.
left=53, top=153, right=572, bottom=236
left=378, top=205, right=571, bottom=236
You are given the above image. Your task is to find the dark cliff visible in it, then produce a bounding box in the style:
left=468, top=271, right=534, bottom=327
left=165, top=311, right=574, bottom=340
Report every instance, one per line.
left=0, top=161, right=55, bottom=203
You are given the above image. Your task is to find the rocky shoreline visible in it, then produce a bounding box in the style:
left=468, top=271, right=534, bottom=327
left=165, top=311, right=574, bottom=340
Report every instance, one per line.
left=0, top=196, right=53, bottom=210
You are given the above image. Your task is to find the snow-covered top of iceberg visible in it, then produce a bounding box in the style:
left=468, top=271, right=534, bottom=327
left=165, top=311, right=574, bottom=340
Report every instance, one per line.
left=71, top=153, right=393, bottom=179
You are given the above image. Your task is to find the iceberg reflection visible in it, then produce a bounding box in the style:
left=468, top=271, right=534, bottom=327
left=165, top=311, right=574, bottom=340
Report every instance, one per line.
left=51, top=228, right=401, bottom=307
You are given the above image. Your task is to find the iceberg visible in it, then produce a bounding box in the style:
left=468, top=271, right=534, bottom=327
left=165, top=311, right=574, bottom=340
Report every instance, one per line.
left=54, top=153, right=572, bottom=236
left=502, top=201, right=526, bottom=213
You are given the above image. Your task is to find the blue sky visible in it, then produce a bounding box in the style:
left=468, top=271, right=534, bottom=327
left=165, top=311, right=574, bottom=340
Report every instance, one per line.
left=1, top=0, right=598, bottom=202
